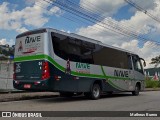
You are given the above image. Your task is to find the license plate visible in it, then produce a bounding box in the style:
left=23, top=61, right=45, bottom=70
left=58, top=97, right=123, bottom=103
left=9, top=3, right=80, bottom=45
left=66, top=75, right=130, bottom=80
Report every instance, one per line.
left=24, top=84, right=31, bottom=89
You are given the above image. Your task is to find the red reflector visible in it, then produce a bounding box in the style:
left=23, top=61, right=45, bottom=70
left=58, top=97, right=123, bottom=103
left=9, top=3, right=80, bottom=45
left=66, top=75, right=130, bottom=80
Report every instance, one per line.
left=73, top=76, right=79, bottom=80
left=34, top=81, right=41, bottom=85
left=54, top=75, right=61, bottom=81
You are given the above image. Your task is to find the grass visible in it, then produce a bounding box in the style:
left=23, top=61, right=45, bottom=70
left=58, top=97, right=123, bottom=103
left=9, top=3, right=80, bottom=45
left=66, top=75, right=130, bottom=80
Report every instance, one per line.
left=145, top=79, right=160, bottom=88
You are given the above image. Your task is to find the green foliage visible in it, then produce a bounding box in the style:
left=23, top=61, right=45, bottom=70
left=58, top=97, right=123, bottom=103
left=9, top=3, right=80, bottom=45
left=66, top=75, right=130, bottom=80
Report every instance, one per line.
left=150, top=55, right=160, bottom=67
left=145, top=79, right=160, bottom=88
left=0, top=45, right=14, bottom=56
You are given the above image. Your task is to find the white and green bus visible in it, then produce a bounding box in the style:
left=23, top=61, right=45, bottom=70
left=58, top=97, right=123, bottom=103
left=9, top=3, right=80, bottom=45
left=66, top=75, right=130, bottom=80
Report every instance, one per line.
left=13, top=28, right=146, bottom=99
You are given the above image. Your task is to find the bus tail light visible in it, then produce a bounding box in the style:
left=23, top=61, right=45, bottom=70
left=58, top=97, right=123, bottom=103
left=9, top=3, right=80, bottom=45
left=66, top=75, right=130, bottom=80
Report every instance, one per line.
left=13, top=64, right=16, bottom=80
left=42, top=61, right=50, bottom=80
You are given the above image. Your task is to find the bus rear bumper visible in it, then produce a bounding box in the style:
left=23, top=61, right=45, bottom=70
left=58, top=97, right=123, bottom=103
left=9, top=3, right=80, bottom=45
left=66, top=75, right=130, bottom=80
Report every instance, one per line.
left=13, top=80, right=50, bottom=91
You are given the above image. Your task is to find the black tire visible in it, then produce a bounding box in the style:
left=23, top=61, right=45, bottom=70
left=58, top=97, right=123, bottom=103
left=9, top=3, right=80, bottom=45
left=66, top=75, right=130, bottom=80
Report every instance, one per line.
left=132, top=84, right=140, bottom=96
left=59, top=92, right=74, bottom=97
left=90, top=84, right=101, bottom=100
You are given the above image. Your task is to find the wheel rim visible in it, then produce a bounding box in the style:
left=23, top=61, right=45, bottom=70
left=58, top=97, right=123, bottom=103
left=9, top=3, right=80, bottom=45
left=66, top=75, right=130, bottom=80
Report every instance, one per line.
left=93, top=87, right=100, bottom=98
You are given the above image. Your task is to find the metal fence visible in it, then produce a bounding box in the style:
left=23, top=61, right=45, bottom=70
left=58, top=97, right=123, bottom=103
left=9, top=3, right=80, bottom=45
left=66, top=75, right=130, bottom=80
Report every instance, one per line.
left=0, top=60, right=14, bottom=91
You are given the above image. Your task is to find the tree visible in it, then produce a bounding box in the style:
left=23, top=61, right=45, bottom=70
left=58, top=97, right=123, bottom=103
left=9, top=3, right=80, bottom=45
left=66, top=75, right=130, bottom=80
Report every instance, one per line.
left=0, top=45, right=14, bottom=56
left=150, top=55, right=160, bottom=67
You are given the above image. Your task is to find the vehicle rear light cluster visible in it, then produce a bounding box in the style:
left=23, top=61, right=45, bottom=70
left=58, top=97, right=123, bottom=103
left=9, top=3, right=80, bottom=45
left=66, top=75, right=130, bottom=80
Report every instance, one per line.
left=13, top=64, right=16, bottom=80
left=42, top=61, right=50, bottom=80
left=13, top=74, right=16, bottom=80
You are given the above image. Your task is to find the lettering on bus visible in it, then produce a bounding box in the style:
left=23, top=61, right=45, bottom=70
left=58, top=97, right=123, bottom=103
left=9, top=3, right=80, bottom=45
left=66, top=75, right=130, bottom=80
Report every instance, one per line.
left=114, top=70, right=129, bottom=78
left=76, top=62, right=90, bottom=74
left=25, top=36, right=41, bottom=44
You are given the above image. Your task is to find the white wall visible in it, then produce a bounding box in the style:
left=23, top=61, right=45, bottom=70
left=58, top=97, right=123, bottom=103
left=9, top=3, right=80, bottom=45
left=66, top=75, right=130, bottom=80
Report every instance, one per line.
left=0, top=60, right=14, bottom=91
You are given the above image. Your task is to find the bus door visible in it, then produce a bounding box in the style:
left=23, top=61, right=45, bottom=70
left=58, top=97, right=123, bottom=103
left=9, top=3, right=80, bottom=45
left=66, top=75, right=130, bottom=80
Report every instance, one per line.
left=132, top=55, right=145, bottom=89
left=126, top=54, right=135, bottom=91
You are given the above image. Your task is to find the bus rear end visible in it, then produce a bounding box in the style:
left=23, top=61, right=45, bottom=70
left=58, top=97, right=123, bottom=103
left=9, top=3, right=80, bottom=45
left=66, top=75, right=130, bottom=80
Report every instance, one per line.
left=13, top=29, right=50, bottom=91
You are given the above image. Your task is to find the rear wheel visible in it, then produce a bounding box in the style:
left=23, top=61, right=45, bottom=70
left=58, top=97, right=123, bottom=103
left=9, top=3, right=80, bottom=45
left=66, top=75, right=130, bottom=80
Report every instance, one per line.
left=90, top=84, right=101, bottom=100
left=132, top=84, right=140, bottom=96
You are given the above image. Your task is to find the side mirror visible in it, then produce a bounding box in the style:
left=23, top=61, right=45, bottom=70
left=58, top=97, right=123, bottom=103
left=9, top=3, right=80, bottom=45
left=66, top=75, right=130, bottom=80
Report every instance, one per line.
left=143, top=61, right=146, bottom=67
left=140, top=58, right=146, bottom=67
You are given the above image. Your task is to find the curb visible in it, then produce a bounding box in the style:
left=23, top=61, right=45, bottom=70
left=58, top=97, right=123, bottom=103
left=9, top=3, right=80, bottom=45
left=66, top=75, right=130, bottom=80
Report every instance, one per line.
left=0, top=95, right=59, bottom=102
left=143, top=88, right=160, bottom=92
left=0, top=90, right=28, bottom=94
left=0, top=91, right=59, bottom=102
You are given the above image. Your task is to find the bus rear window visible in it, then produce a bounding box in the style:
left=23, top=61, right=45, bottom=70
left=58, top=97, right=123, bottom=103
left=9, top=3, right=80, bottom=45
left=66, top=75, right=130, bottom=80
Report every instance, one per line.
left=15, top=32, right=45, bottom=57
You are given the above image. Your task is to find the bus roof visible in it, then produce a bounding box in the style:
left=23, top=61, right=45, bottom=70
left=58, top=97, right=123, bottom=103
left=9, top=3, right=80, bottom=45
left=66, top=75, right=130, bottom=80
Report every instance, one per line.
left=16, top=28, right=136, bottom=55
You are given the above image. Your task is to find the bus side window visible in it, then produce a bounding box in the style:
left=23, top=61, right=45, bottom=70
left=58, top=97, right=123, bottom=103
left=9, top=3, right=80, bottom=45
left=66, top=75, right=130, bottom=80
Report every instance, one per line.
left=128, top=55, right=132, bottom=70
left=132, top=56, right=144, bottom=74
left=51, top=32, right=94, bottom=64
left=81, top=41, right=94, bottom=64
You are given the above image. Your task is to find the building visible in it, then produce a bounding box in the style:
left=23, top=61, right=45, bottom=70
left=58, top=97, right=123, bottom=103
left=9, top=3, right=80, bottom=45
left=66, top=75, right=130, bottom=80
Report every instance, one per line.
left=145, top=67, right=160, bottom=80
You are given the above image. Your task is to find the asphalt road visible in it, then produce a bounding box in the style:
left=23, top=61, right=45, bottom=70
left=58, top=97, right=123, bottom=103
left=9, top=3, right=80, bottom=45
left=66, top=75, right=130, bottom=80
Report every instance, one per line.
left=0, top=91, right=160, bottom=120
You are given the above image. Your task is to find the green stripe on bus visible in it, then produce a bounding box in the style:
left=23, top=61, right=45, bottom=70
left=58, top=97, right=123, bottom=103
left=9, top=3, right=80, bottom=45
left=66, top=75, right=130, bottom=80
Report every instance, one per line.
left=45, top=55, right=105, bottom=78
left=44, top=55, right=105, bottom=78
left=14, top=54, right=105, bottom=78
left=46, top=55, right=66, bottom=72
left=101, top=66, right=125, bottom=91
left=14, top=54, right=46, bottom=62
left=14, top=54, right=131, bottom=82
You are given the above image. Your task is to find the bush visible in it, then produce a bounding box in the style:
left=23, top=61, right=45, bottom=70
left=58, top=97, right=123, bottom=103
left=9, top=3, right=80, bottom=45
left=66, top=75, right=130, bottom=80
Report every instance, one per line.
left=145, top=80, right=160, bottom=88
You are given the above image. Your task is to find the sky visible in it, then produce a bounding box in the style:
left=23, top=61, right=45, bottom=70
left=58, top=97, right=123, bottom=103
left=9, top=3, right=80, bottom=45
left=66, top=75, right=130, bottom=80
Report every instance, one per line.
left=0, top=0, right=160, bottom=68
